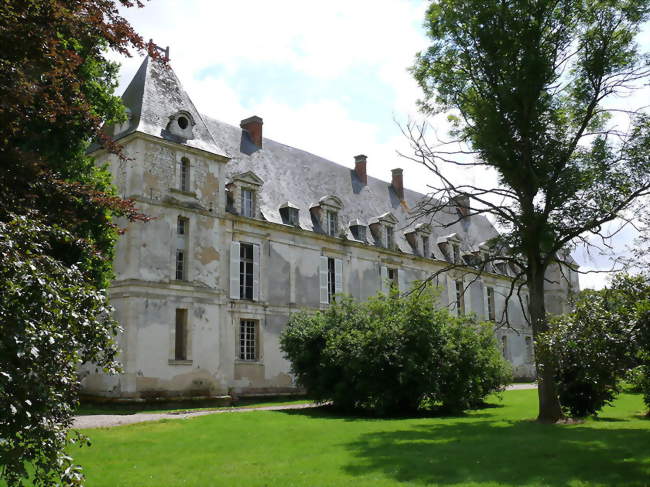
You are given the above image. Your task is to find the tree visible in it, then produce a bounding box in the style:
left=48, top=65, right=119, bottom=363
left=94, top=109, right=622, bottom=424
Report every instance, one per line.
left=410, top=0, right=650, bottom=421
left=0, top=1, right=157, bottom=484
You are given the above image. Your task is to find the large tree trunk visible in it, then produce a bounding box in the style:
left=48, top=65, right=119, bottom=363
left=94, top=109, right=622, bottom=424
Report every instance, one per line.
left=528, top=261, right=563, bottom=422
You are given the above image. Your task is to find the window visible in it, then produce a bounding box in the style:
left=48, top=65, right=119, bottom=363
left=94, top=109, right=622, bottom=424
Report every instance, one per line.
left=351, top=225, right=366, bottom=241
left=525, top=336, right=534, bottom=362
left=501, top=335, right=509, bottom=360
left=487, top=286, right=496, bottom=321
left=174, top=309, right=188, bottom=361
left=385, top=226, right=394, bottom=249
left=177, top=216, right=188, bottom=235
left=422, top=236, right=430, bottom=258
left=239, top=320, right=258, bottom=361
left=241, top=188, right=254, bottom=218
left=326, top=210, right=338, bottom=237
left=175, top=250, right=185, bottom=280
left=240, top=243, right=254, bottom=300
left=452, top=243, right=461, bottom=264
left=320, top=256, right=342, bottom=305
left=177, top=116, right=189, bottom=130
left=455, top=280, right=465, bottom=314
left=388, top=268, right=398, bottom=290
left=288, top=208, right=299, bottom=226
left=175, top=217, right=188, bottom=281
left=180, top=158, right=190, bottom=192
left=327, top=257, right=336, bottom=303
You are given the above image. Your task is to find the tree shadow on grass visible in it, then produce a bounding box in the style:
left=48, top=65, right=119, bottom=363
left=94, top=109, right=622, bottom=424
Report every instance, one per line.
left=279, top=403, right=504, bottom=423
left=341, top=419, right=650, bottom=486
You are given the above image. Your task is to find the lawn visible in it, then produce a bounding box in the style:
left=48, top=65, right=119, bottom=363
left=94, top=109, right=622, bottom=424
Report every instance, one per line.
left=68, top=390, right=650, bottom=486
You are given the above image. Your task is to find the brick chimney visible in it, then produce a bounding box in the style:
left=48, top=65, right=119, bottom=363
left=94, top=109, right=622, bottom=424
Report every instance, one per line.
left=240, top=116, right=263, bottom=148
left=391, top=168, right=404, bottom=201
left=354, top=154, right=367, bottom=184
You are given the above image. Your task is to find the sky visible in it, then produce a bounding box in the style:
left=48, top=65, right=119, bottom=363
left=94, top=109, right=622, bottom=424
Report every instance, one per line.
left=111, top=0, right=648, bottom=290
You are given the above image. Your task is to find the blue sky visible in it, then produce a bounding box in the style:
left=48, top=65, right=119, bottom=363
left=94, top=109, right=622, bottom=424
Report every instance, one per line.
left=113, top=0, right=648, bottom=290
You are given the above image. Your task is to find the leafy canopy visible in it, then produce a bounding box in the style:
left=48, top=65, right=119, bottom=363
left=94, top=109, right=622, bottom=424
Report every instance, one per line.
left=411, top=0, right=650, bottom=422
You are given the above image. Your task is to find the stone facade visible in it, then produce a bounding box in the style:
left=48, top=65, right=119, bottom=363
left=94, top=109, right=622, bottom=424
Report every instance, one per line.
left=82, top=57, right=579, bottom=399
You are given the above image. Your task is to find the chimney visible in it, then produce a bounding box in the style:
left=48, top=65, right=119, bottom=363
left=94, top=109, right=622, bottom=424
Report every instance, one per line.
left=240, top=116, right=263, bottom=148
left=354, top=154, right=367, bottom=184
left=391, top=168, right=404, bottom=201
left=452, top=194, right=471, bottom=217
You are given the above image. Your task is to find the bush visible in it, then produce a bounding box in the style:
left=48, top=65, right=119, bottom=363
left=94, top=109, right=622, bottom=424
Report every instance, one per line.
left=623, top=366, right=646, bottom=393
left=538, top=292, right=635, bottom=418
left=280, top=285, right=511, bottom=415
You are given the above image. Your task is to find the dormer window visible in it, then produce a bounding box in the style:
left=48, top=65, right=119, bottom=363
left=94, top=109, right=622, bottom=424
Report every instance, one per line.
left=313, top=195, right=343, bottom=237
left=326, top=210, right=338, bottom=237
left=452, top=243, right=461, bottom=264
left=166, top=111, right=195, bottom=139
left=230, top=171, right=264, bottom=219
left=370, top=212, right=399, bottom=249
left=280, top=202, right=300, bottom=226
left=241, top=188, right=254, bottom=218
left=385, top=225, right=394, bottom=249
left=422, top=236, right=430, bottom=258
left=349, top=219, right=367, bottom=242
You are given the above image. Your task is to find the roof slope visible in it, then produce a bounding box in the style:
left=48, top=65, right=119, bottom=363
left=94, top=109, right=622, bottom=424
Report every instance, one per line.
left=116, top=57, right=228, bottom=157
left=203, top=116, right=498, bottom=258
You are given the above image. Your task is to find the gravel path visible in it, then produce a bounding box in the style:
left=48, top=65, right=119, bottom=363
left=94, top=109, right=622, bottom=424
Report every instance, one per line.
left=73, top=383, right=538, bottom=429
left=73, top=402, right=323, bottom=429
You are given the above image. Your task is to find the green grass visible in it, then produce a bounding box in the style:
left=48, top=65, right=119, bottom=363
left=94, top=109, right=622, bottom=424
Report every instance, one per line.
left=76, top=396, right=313, bottom=416
left=67, top=390, right=650, bottom=487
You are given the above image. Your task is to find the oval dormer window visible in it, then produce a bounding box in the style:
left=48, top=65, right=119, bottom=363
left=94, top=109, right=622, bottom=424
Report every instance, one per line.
left=177, top=116, right=189, bottom=130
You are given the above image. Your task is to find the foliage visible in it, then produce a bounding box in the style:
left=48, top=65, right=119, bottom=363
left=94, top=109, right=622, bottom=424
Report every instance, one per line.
left=623, top=366, right=646, bottom=393
left=538, top=274, right=650, bottom=417
left=410, top=0, right=650, bottom=422
left=280, top=286, right=511, bottom=415
left=0, top=216, right=121, bottom=485
left=69, top=391, right=650, bottom=487
left=0, top=1, right=155, bottom=485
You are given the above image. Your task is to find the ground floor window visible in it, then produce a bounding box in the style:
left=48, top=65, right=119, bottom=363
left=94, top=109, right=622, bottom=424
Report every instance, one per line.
left=239, top=320, right=258, bottom=361
left=175, top=308, right=188, bottom=360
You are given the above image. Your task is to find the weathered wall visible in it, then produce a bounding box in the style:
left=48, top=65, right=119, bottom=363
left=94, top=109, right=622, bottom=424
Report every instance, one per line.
left=84, top=133, right=575, bottom=399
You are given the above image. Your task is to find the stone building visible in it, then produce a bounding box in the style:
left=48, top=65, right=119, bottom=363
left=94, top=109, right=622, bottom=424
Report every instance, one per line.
left=83, top=57, right=578, bottom=399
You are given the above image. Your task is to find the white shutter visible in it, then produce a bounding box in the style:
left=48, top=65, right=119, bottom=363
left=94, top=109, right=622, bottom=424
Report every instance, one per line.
left=464, top=276, right=472, bottom=314
left=319, top=256, right=329, bottom=304
left=252, top=244, right=260, bottom=301
left=334, top=258, right=343, bottom=295
left=230, top=242, right=240, bottom=300
left=380, top=266, right=388, bottom=293
left=398, top=268, right=406, bottom=293
left=482, top=282, right=490, bottom=321
left=446, top=275, right=456, bottom=313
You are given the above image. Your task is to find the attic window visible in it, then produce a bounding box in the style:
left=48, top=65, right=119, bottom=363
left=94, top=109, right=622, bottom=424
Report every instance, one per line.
left=326, top=210, right=338, bottom=237
left=385, top=225, right=394, bottom=249
left=280, top=202, right=300, bottom=226
left=178, top=116, right=189, bottom=130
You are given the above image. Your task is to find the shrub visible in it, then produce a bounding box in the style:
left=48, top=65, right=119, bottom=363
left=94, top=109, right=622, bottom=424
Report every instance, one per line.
left=538, top=292, right=635, bottom=418
left=280, top=285, right=511, bottom=415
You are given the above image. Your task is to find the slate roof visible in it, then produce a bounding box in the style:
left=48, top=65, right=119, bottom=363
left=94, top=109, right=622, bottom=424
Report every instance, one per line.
left=116, top=57, right=499, bottom=260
